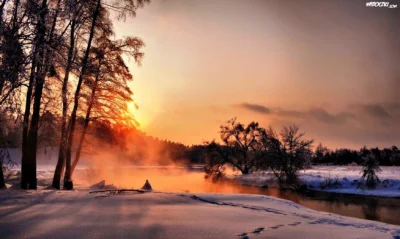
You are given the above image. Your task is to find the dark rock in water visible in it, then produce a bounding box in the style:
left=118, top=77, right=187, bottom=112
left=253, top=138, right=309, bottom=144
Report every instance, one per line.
left=64, top=180, right=73, bottom=190
left=141, top=180, right=152, bottom=190
left=261, top=184, right=268, bottom=189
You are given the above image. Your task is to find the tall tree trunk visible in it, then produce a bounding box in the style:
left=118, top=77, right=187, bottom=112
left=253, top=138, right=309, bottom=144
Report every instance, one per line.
left=0, top=143, right=6, bottom=189
left=0, top=126, right=6, bottom=189
left=0, top=160, right=5, bottom=189
left=52, top=17, right=76, bottom=189
left=70, top=114, right=89, bottom=176
left=0, top=0, right=7, bottom=94
left=21, top=0, right=48, bottom=190
left=20, top=62, right=35, bottom=188
left=0, top=0, right=7, bottom=24
left=64, top=0, right=101, bottom=189
left=24, top=0, right=60, bottom=189
left=71, top=62, right=101, bottom=176
left=242, top=166, right=249, bottom=175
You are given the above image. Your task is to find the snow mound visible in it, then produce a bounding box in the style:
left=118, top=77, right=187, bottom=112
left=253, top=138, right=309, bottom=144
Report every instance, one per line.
left=90, top=180, right=117, bottom=190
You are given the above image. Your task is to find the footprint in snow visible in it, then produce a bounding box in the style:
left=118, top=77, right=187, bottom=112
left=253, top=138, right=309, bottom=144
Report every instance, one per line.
left=252, top=227, right=264, bottom=234
left=270, top=224, right=284, bottom=229
left=288, top=222, right=301, bottom=227
left=237, top=233, right=249, bottom=239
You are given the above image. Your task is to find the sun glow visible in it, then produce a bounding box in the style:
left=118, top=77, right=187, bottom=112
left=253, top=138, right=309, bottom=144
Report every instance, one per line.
left=128, top=102, right=147, bottom=128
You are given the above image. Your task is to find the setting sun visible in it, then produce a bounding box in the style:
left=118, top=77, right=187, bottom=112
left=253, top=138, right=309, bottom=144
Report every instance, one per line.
left=127, top=101, right=147, bottom=128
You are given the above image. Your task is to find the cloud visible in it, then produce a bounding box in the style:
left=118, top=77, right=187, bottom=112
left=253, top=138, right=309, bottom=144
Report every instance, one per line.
left=307, top=108, right=353, bottom=124
left=362, top=104, right=391, bottom=119
left=236, top=102, right=355, bottom=124
left=276, top=109, right=304, bottom=118
left=236, top=102, right=272, bottom=114
left=275, top=107, right=353, bottom=125
left=230, top=101, right=400, bottom=148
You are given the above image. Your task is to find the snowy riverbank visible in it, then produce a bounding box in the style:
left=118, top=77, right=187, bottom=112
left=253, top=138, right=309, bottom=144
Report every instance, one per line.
left=236, top=166, right=400, bottom=198
left=1, top=188, right=400, bottom=239
left=4, top=148, right=400, bottom=198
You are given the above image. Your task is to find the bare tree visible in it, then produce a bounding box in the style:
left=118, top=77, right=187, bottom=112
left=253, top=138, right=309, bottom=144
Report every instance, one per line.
left=63, top=0, right=102, bottom=189
left=63, top=0, right=149, bottom=189
left=52, top=0, right=91, bottom=189
left=204, top=118, right=264, bottom=180
left=70, top=35, right=144, bottom=175
left=20, top=0, right=50, bottom=189
left=19, top=0, right=70, bottom=189
left=261, top=125, right=314, bottom=185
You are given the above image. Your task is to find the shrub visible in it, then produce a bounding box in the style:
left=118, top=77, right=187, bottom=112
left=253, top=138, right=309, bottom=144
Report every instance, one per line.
left=361, top=155, right=381, bottom=189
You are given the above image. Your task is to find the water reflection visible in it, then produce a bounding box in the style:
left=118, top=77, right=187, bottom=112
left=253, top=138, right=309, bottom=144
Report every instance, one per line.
left=282, top=189, right=399, bottom=226
left=362, top=201, right=379, bottom=221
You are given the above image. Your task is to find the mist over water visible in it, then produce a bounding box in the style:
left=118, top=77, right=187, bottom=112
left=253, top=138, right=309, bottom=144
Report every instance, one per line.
left=74, top=167, right=260, bottom=194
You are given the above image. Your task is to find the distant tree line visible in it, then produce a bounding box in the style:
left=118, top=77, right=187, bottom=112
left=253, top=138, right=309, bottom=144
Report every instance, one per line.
left=313, top=144, right=400, bottom=166
left=0, top=111, right=196, bottom=165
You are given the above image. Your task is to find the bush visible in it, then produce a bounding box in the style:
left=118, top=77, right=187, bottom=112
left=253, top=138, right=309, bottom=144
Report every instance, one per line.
left=361, top=155, right=381, bottom=189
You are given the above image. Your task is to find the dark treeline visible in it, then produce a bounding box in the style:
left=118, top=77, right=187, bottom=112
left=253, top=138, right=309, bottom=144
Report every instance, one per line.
left=313, top=144, right=400, bottom=166
left=0, top=0, right=151, bottom=190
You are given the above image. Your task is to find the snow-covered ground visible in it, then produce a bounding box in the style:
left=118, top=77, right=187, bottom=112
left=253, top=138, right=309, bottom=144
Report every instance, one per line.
left=1, top=187, right=400, bottom=239
left=2, top=161, right=400, bottom=238
left=237, top=166, right=400, bottom=197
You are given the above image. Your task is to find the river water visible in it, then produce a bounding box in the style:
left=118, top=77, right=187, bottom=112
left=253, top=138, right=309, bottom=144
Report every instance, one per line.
left=244, top=186, right=400, bottom=226
left=72, top=167, right=400, bottom=226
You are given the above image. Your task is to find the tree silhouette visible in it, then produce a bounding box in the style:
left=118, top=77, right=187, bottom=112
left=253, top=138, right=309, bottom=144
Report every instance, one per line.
left=205, top=118, right=264, bottom=179
left=70, top=33, right=144, bottom=175
left=259, top=125, right=314, bottom=185
left=361, top=155, right=381, bottom=189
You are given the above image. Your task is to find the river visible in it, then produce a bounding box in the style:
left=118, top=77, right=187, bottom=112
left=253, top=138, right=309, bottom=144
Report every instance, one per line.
left=71, top=166, right=400, bottom=226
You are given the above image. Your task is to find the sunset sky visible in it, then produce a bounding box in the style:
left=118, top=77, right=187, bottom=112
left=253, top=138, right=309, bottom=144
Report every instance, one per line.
left=114, top=0, right=399, bottom=149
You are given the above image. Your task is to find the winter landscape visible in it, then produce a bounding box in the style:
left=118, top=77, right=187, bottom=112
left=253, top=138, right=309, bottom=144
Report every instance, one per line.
left=1, top=0, right=400, bottom=238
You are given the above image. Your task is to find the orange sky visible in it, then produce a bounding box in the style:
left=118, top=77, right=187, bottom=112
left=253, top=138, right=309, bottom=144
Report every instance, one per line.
left=113, top=0, right=400, bottom=149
